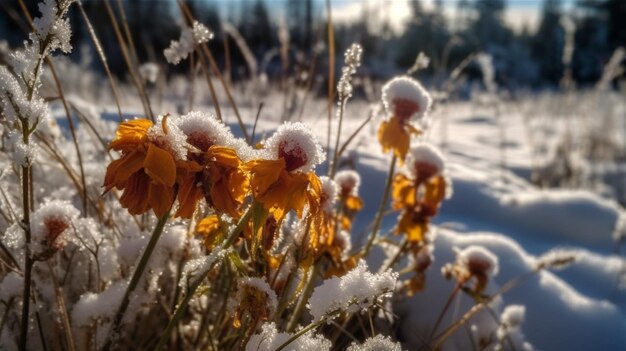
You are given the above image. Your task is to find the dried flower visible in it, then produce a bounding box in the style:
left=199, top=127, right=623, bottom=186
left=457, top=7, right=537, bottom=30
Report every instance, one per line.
left=378, top=76, right=432, bottom=161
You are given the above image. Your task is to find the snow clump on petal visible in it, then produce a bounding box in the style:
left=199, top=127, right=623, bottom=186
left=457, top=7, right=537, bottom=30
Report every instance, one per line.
left=174, top=111, right=235, bottom=152
left=456, top=245, right=499, bottom=278
left=406, top=142, right=445, bottom=181
left=147, top=114, right=188, bottom=161
left=382, top=76, right=432, bottom=121
left=264, top=122, right=325, bottom=173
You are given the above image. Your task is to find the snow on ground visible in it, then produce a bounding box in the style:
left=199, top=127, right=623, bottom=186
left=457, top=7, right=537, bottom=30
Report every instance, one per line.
left=56, top=92, right=626, bottom=350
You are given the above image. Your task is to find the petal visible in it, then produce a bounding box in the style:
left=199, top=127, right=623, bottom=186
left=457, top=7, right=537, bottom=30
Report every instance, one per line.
left=285, top=172, right=312, bottom=218
left=396, top=210, right=427, bottom=243
left=377, top=119, right=409, bottom=162
left=119, top=171, right=150, bottom=215
left=247, top=158, right=285, bottom=196
left=149, top=183, right=174, bottom=218
left=392, top=174, right=416, bottom=209
left=207, top=146, right=242, bottom=168
left=345, top=195, right=363, bottom=211
left=103, top=148, right=145, bottom=191
left=109, top=119, right=152, bottom=152
left=144, top=143, right=176, bottom=186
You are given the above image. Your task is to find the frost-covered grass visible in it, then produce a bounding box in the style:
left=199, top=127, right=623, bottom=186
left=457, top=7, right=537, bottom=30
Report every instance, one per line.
left=0, top=1, right=625, bottom=351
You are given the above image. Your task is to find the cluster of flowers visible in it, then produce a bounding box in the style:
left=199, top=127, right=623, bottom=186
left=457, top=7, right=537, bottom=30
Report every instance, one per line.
left=0, top=4, right=524, bottom=347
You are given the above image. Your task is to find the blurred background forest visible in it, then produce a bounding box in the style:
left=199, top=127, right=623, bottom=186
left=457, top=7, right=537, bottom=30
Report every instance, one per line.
left=1, top=0, right=624, bottom=91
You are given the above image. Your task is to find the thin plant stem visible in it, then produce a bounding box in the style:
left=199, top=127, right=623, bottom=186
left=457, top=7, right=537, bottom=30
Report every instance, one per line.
left=46, top=60, right=89, bottom=215
left=251, top=102, right=264, bottom=145
left=102, top=210, right=172, bottom=351
left=276, top=311, right=341, bottom=351
left=102, top=0, right=153, bottom=121
left=286, top=262, right=318, bottom=332
left=336, top=111, right=372, bottom=160
left=325, top=0, right=335, bottom=173
left=329, top=97, right=346, bottom=177
left=431, top=269, right=540, bottom=349
left=362, top=155, right=397, bottom=257
left=76, top=0, right=123, bottom=121
left=155, top=206, right=255, bottom=351
left=428, top=282, right=462, bottom=343
left=381, top=238, right=409, bottom=272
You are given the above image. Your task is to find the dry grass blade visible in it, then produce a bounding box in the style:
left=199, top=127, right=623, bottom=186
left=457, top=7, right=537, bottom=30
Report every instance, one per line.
left=76, top=0, right=123, bottom=121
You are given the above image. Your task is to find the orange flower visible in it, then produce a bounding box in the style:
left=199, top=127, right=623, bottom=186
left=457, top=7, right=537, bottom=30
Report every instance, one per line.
left=392, top=173, right=446, bottom=243
left=377, top=117, right=422, bottom=162
left=176, top=146, right=249, bottom=218
left=103, top=117, right=184, bottom=217
left=173, top=112, right=251, bottom=218
left=378, top=76, right=432, bottom=162
left=333, top=170, right=363, bottom=230
left=247, top=122, right=324, bottom=222
left=248, top=158, right=321, bottom=222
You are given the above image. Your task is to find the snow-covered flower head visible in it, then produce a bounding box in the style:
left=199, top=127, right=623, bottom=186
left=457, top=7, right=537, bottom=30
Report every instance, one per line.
left=405, top=142, right=445, bottom=183
left=382, top=76, right=432, bottom=121
left=334, top=170, right=361, bottom=197
left=174, top=111, right=235, bottom=152
left=30, top=199, right=79, bottom=259
left=147, top=114, right=188, bottom=161
left=319, top=176, right=338, bottom=213
left=264, top=122, right=325, bottom=173
left=346, top=334, right=403, bottom=351
left=456, top=245, right=499, bottom=278
left=233, top=277, right=278, bottom=328
left=444, top=245, right=499, bottom=294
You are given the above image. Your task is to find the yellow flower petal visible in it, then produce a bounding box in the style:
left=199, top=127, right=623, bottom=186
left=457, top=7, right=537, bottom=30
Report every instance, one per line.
left=377, top=118, right=409, bottom=161
left=248, top=158, right=285, bottom=196
left=392, top=173, right=416, bottom=209
left=109, top=119, right=153, bottom=152
left=345, top=195, right=364, bottom=211
left=397, top=210, right=427, bottom=243
left=144, top=143, right=176, bottom=187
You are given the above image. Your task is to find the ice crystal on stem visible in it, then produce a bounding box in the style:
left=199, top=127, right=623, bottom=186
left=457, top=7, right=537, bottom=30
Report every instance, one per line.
left=245, top=322, right=331, bottom=351
left=164, top=21, right=213, bottom=65
left=346, top=334, right=404, bottom=351
left=337, top=43, right=363, bottom=101
left=308, top=260, right=397, bottom=321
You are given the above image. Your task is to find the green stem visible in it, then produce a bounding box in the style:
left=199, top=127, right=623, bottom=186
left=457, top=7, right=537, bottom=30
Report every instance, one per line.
left=362, top=155, right=397, bottom=257
left=286, top=262, right=319, bottom=332
left=155, top=206, right=254, bottom=351
left=102, top=211, right=171, bottom=351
